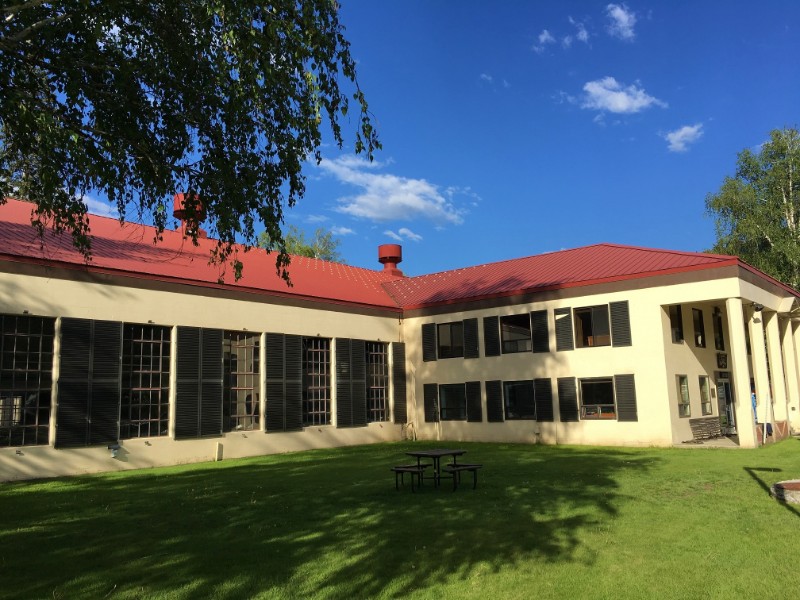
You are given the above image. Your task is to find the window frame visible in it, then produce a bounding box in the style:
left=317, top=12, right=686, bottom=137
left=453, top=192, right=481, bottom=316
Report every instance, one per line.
left=437, top=322, right=464, bottom=359
left=366, top=341, right=389, bottom=422
left=574, top=305, right=611, bottom=348
left=302, top=337, right=331, bottom=426
left=692, top=308, right=706, bottom=348
left=438, top=383, right=467, bottom=421
left=500, top=313, right=532, bottom=354
left=699, top=375, right=712, bottom=416
left=677, top=374, right=691, bottom=417
left=669, top=305, right=684, bottom=343
left=712, top=307, right=725, bottom=351
left=223, top=330, right=260, bottom=432
left=503, top=380, right=536, bottom=420
left=579, top=377, right=616, bottom=420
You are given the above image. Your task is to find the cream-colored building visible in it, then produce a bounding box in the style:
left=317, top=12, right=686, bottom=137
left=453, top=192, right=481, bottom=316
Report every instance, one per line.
left=1, top=198, right=798, bottom=481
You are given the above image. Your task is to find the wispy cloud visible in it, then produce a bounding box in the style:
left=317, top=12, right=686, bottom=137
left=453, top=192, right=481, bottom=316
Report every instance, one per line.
left=305, top=214, right=329, bottom=224
left=317, top=156, right=466, bottom=225
left=480, top=73, right=493, bottom=83
left=663, top=123, right=704, bottom=152
left=532, top=29, right=556, bottom=53
left=384, top=228, right=422, bottom=243
left=81, top=194, right=119, bottom=218
left=570, top=17, right=590, bottom=43
left=606, top=3, right=636, bottom=41
left=331, top=226, right=355, bottom=235
left=581, top=76, right=666, bottom=114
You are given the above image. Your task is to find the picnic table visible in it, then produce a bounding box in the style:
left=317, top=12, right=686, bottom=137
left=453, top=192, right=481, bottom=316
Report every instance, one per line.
left=405, top=448, right=466, bottom=488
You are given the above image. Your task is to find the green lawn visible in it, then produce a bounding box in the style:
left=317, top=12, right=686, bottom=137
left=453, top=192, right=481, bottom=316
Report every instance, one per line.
left=1, top=439, right=798, bottom=599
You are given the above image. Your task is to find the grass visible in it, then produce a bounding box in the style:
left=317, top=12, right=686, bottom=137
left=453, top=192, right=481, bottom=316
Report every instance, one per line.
left=1, top=439, right=798, bottom=599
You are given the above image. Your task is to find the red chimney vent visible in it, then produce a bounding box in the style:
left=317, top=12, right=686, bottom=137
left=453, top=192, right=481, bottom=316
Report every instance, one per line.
left=173, top=193, right=208, bottom=238
left=378, top=244, right=404, bottom=277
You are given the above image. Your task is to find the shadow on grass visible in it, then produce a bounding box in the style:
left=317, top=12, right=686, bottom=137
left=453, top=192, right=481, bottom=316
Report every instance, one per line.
left=0, top=442, right=655, bottom=599
left=744, top=465, right=800, bottom=519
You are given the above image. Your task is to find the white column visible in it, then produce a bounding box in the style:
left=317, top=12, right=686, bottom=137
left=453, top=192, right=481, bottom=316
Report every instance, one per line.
left=725, top=298, right=757, bottom=448
left=749, top=309, right=771, bottom=430
left=765, top=312, right=788, bottom=424
left=789, top=321, right=800, bottom=432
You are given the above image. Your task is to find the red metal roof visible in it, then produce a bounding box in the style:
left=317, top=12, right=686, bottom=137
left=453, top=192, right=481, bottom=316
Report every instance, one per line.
left=383, top=243, right=746, bottom=309
left=0, top=199, right=402, bottom=311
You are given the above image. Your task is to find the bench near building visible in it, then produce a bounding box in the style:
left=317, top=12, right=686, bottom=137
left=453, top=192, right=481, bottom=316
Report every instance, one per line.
left=1, top=197, right=799, bottom=481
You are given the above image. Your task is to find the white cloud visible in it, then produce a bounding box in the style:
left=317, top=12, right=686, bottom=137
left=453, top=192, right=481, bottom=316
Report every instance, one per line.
left=305, top=214, right=329, bottom=224
left=533, top=29, right=556, bottom=53
left=480, top=73, right=493, bottom=83
left=317, top=156, right=465, bottom=225
left=562, top=35, right=573, bottom=48
left=581, top=76, right=666, bottom=114
left=384, top=228, right=422, bottom=243
left=502, top=79, right=510, bottom=88
left=331, top=226, right=355, bottom=235
left=606, top=3, right=636, bottom=40
left=569, top=17, right=590, bottom=43
left=81, top=195, right=118, bottom=218
left=663, top=123, right=704, bottom=152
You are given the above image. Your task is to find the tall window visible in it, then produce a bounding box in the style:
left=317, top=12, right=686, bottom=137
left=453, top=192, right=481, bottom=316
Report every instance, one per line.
left=669, top=305, right=684, bottom=343
left=574, top=306, right=611, bottom=348
left=439, top=383, right=466, bottom=421
left=677, top=375, right=691, bottom=417
left=121, top=324, right=171, bottom=439
left=437, top=322, right=464, bottom=359
left=503, top=380, right=535, bottom=420
left=699, top=375, right=712, bottom=416
left=0, top=315, right=54, bottom=447
left=223, top=331, right=260, bottom=432
left=693, top=309, right=706, bottom=348
left=712, top=308, right=725, bottom=351
left=500, top=314, right=532, bottom=353
left=303, top=337, right=331, bottom=425
left=580, top=378, right=616, bottom=419
left=366, top=342, right=388, bottom=422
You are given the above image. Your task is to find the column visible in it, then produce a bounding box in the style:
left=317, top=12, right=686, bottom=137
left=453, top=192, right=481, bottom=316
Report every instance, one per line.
left=725, top=298, right=757, bottom=448
left=749, top=309, right=770, bottom=428
left=790, top=321, right=800, bottom=432
left=765, top=312, right=788, bottom=425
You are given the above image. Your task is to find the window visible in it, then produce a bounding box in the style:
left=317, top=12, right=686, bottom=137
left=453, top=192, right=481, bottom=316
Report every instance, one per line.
left=500, top=314, right=532, bottom=353
left=437, top=322, right=464, bottom=359
left=677, top=375, right=691, bottom=417
left=121, top=324, right=171, bottom=439
left=439, top=384, right=466, bottom=421
left=366, top=342, right=388, bottom=422
left=574, top=305, right=611, bottom=348
left=303, top=337, right=331, bottom=425
left=693, top=309, right=706, bottom=347
left=0, top=315, right=54, bottom=447
left=503, top=380, right=535, bottom=420
left=223, top=331, right=260, bottom=432
left=669, top=305, right=684, bottom=343
left=579, top=378, right=616, bottom=419
left=699, top=375, right=712, bottom=416
left=712, top=308, right=725, bottom=351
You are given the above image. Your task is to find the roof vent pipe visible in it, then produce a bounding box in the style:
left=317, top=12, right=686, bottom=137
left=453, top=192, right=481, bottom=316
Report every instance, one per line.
left=378, top=244, right=404, bottom=277
left=173, top=193, right=208, bottom=239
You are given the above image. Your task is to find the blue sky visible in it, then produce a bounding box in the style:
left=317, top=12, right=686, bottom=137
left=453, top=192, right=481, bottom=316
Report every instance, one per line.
left=86, top=2, right=800, bottom=276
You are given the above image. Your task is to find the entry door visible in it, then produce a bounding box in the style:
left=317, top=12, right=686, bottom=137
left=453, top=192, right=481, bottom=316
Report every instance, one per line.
left=716, top=373, right=736, bottom=435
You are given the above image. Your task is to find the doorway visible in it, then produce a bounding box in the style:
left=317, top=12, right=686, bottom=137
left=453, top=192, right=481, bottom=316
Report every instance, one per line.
left=715, top=371, right=736, bottom=435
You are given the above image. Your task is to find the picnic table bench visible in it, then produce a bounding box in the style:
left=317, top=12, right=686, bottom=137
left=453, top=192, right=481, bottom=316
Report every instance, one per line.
left=391, top=464, right=429, bottom=492
left=442, top=463, right=483, bottom=490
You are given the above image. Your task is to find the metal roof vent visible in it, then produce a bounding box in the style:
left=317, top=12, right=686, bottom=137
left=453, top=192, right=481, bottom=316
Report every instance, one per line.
left=378, top=244, right=404, bottom=277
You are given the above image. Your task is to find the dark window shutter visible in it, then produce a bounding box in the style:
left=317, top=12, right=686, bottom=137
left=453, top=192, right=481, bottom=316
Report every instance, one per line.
left=423, top=383, right=439, bottom=422
left=485, top=380, right=504, bottom=422
left=392, top=343, right=407, bottom=423
left=283, top=334, right=303, bottom=431
left=335, top=338, right=353, bottom=427
left=422, top=323, right=437, bottom=362
left=265, top=333, right=286, bottom=432
left=555, top=308, right=574, bottom=351
left=557, top=377, right=579, bottom=422
left=615, top=374, right=638, bottom=422
left=200, top=329, right=223, bottom=437
left=88, top=321, right=122, bottom=445
left=531, top=310, right=549, bottom=353
left=464, top=318, right=479, bottom=359
left=351, top=339, right=367, bottom=426
left=466, top=381, right=482, bottom=422
left=175, top=327, right=201, bottom=439
left=56, top=318, right=92, bottom=448
left=610, top=301, right=632, bottom=347
left=533, top=378, right=554, bottom=422
left=483, top=316, right=500, bottom=357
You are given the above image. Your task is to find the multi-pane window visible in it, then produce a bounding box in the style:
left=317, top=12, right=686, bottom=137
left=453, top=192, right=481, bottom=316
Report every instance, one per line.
left=437, top=322, right=464, bottom=359
left=303, top=337, right=331, bottom=425
left=712, top=308, right=725, bottom=351
left=223, top=331, right=260, bottom=432
left=439, top=383, right=466, bottom=420
left=693, top=309, right=706, bottom=348
left=121, top=324, right=171, bottom=439
left=500, top=314, right=532, bottom=353
left=503, top=380, right=535, bottom=420
left=0, top=315, right=54, bottom=447
left=669, top=305, right=684, bottom=343
left=699, top=375, right=712, bottom=416
left=366, top=342, right=388, bottom=422
left=580, top=377, right=616, bottom=419
left=677, top=375, right=691, bottom=417
left=574, top=305, right=611, bottom=348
